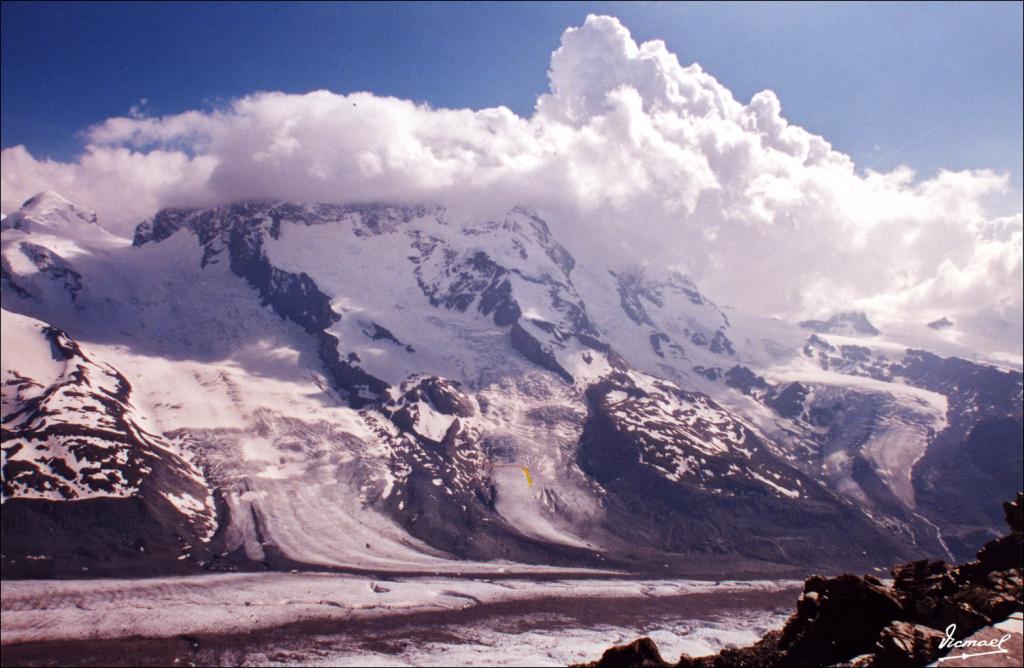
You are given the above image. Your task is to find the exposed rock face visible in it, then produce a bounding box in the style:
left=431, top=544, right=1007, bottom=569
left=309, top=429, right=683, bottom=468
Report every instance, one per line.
left=411, top=208, right=600, bottom=385
left=577, top=371, right=913, bottom=568
left=778, top=334, right=1023, bottom=561
left=902, top=354, right=1024, bottom=561
left=948, top=613, right=1024, bottom=667
left=776, top=574, right=903, bottom=665
left=767, top=382, right=809, bottom=420
left=578, top=493, right=1024, bottom=668
left=891, top=559, right=960, bottom=624
left=873, top=622, right=945, bottom=667
left=723, top=365, right=768, bottom=395
left=590, top=638, right=671, bottom=668
left=612, top=268, right=733, bottom=362
left=1, top=317, right=217, bottom=577
left=509, top=321, right=575, bottom=383
left=16, top=242, right=83, bottom=301
left=800, top=311, right=881, bottom=336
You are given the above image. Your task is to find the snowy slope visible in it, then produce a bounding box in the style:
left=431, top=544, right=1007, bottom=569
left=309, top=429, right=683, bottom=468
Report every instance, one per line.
left=1, top=310, right=219, bottom=575
left=2, top=192, right=1020, bottom=575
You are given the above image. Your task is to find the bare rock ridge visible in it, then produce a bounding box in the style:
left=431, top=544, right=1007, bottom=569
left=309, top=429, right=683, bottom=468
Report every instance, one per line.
left=577, top=493, right=1024, bottom=668
left=2, top=320, right=217, bottom=577
left=799, top=311, right=881, bottom=336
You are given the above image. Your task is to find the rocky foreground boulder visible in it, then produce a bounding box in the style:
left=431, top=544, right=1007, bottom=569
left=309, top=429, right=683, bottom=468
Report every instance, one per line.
left=578, top=493, right=1024, bottom=667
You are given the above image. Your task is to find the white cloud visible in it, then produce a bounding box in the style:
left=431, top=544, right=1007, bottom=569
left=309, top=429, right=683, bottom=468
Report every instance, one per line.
left=1, top=14, right=1020, bottom=355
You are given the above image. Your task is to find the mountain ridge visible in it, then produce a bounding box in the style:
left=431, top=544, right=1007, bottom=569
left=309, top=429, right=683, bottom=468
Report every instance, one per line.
left=2, top=193, right=1020, bottom=578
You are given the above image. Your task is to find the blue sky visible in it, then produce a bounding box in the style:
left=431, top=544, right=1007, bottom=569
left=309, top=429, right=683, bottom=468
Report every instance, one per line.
left=2, top=1, right=1022, bottom=206
left=2, top=2, right=1020, bottom=353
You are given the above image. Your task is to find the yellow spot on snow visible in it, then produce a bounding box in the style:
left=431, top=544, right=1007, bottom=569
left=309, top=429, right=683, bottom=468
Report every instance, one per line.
left=521, top=466, right=533, bottom=487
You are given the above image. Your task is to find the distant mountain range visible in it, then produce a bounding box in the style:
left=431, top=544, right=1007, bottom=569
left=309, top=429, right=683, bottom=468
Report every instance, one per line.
left=2, top=192, right=1021, bottom=577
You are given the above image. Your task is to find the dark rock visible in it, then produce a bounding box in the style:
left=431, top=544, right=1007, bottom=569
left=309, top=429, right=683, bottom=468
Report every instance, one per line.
left=18, top=242, right=83, bottom=301
left=776, top=574, right=903, bottom=666
left=904, top=355, right=1022, bottom=562
left=649, top=332, right=684, bottom=359
left=1004, top=492, right=1023, bottom=534
left=420, top=378, right=475, bottom=418
left=676, top=631, right=782, bottom=668
left=580, top=494, right=1024, bottom=668
left=946, top=571, right=1022, bottom=628
left=576, top=376, right=910, bottom=568
left=709, top=329, right=735, bottom=356
left=724, top=366, right=768, bottom=395
left=927, top=317, right=954, bottom=330
left=692, top=366, right=722, bottom=381
left=317, top=332, right=389, bottom=407
left=363, top=322, right=406, bottom=347
left=1, top=325, right=218, bottom=577
left=799, top=311, right=880, bottom=336
left=614, top=271, right=658, bottom=328
left=589, top=637, right=670, bottom=668
left=509, top=322, right=573, bottom=383
left=892, top=559, right=957, bottom=623
left=767, top=382, right=808, bottom=419
left=133, top=207, right=194, bottom=246
left=957, top=493, right=1024, bottom=584
left=873, top=621, right=944, bottom=667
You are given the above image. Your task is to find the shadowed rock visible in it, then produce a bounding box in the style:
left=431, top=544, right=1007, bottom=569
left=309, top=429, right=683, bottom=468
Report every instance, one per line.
left=575, top=493, right=1024, bottom=668
left=873, top=621, right=944, bottom=666
left=590, top=637, right=670, bottom=668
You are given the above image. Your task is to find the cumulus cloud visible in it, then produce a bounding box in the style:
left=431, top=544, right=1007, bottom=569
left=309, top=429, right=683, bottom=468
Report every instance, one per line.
left=1, top=15, right=1020, bottom=356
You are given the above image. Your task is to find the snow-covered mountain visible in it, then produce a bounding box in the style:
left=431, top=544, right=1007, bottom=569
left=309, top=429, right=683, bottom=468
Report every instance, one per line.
left=2, top=192, right=1021, bottom=577
left=799, top=311, right=880, bottom=337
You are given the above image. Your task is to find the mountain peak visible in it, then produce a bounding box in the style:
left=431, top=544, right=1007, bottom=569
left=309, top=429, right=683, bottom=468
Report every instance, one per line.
left=799, top=310, right=880, bottom=336
left=2, top=191, right=99, bottom=235
left=21, top=190, right=75, bottom=210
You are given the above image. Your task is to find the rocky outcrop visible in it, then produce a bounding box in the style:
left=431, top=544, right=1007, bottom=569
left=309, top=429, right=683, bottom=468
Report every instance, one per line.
left=800, top=311, right=880, bottom=336
left=612, top=268, right=732, bottom=362
left=577, top=493, right=1024, bottom=668
left=411, top=211, right=601, bottom=383
left=135, top=202, right=392, bottom=407
left=589, top=638, right=671, bottom=668
left=360, top=374, right=605, bottom=569
left=510, top=321, right=574, bottom=383
left=901, top=353, right=1023, bottom=561
left=228, top=223, right=390, bottom=407
left=873, top=621, right=946, bottom=667
left=723, top=365, right=768, bottom=395
left=776, top=573, right=904, bottom=665
left=793, top=334, right=1024, bottom=560
left=16, top=242, right=83, bottom=301
left=767, top=381, right=809, bottom=420
left=709, top=330, right=735, bottom=356
left=576, top=371, right=914, bottom=569
left=1, top=322, right=218, bottom=578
